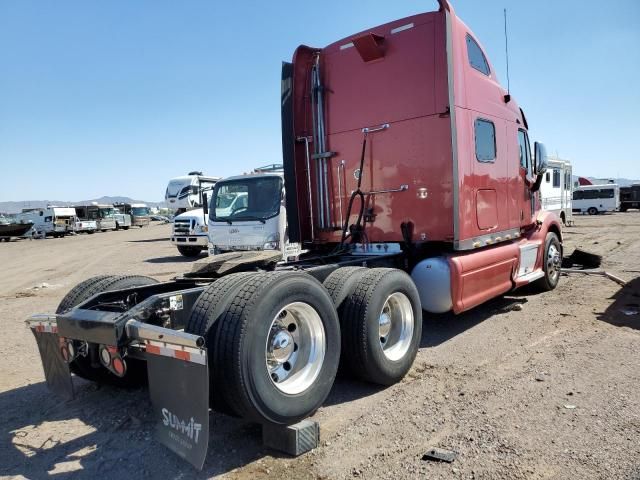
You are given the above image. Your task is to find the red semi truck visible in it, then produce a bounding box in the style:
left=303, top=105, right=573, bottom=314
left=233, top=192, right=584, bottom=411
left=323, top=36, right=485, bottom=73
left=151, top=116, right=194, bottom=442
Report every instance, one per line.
left=27, top=0, right=561, bottom=468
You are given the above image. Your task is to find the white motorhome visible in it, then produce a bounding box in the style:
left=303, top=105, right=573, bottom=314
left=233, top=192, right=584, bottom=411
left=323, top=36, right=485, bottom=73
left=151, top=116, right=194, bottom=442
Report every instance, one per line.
left=164, top=172, right=220, bottom=213
left=75, top=204, right=117, bottom=231
left=208, top=165, right=302, bottom=259
left=539, top=156, right=573, bottom=225
left=17, top=206, right=77, bottom=238
left=572, top=184, right=620, bottom=215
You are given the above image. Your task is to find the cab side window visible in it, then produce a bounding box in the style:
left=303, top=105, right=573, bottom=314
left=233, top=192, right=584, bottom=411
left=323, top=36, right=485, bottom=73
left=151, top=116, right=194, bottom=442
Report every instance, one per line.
left=517, top=129, right=531, bottom=172
left=466, top=34, right=490, bottom=75
left=474, top=119, right=496, bottom=163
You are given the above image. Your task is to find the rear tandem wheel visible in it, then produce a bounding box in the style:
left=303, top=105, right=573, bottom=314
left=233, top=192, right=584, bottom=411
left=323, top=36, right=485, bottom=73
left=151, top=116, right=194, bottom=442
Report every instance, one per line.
left=56, top=274, right=159, bottom=386
left=188, top=271, right=341, bottom=425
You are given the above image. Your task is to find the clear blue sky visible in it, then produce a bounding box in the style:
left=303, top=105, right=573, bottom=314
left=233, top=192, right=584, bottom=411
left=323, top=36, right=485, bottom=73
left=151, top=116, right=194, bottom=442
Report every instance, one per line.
left=1, top=0, right=638, bottom=202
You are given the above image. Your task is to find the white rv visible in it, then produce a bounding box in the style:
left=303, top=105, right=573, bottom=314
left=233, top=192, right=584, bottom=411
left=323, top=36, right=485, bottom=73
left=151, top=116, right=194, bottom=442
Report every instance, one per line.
left=207, top=165, right=302, bottom=259
left=75, top=204, right=117, bottom=231
left=164, top=172, right=220, bottom=213
left=17, top=207, right=77, bottom=238
left=572, top=184, right=620, bottom=215
left=539, top=156, right=573, bottom=225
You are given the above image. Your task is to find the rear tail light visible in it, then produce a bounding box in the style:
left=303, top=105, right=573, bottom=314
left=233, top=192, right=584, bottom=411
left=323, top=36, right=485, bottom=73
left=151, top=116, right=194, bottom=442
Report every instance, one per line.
left=99, top=345, right=127, bottom=377
left=59, top=337, right=76, bottom=363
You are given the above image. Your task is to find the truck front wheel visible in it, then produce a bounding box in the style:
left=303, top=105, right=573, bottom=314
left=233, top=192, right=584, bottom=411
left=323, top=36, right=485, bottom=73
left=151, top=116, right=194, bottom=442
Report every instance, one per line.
left=212, top=271, right=340, bottom=425
left=341, top=268, right=422, bottom=386
left=177, top=245, right=203, bottom=257
left=534, top=232, right=561, bottom=292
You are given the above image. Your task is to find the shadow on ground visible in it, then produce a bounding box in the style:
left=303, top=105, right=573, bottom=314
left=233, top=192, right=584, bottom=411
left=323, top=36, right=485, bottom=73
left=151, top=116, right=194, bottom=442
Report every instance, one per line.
left=0, top=380, right=270, bottom=479
left=128, top=238, right=170, bottom=243
left=421, top=295, right=527, bottom=348
left=597, top=276, right=640, bottom=330
left=144, top=255, right=205, bottom=263
left=0, top=292, right=547, bottom=478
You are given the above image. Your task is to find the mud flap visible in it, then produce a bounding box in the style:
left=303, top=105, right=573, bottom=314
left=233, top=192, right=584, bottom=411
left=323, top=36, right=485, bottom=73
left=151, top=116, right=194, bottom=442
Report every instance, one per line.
left=146, top=349, right=209, bottom=470
left=31, top=329, right=74, bottom=401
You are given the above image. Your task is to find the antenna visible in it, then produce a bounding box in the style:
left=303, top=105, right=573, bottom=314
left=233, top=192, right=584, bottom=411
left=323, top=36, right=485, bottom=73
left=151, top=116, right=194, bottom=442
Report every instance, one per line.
left=503, top=8, right=511, bottom=102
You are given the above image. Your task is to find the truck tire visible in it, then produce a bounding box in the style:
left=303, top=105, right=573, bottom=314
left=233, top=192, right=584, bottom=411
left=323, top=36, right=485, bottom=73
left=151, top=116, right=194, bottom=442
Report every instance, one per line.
left=341, top=268, right=422, bottom=386
left=177, top=245, right=203, bottom=257
left=587, top=207, right=598, bottom=215
left=185, top=272, right=259, bottom=413
left=323, top=266, right=368, bottom=312
left=123, top=226, right=129, bottom=230
left=534, top=232, right=561, bottom=292
left=215, top=271, right=340, bottom=424
left=56, top=274, right=159, bottom=386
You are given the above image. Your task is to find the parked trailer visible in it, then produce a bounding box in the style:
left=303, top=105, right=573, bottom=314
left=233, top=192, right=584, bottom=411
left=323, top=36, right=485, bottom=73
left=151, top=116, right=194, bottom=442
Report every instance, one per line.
left=17, top=206, right=77, bottom=237
left=27, top=1, right=561, bottom=469
left=620, top=185, right=640, bottom=212
left=113, top=202, right=151, bottom=227
left=165, top=172, right=220, bottom=214
left=539, top=156, right=573, bottom=225
left=74, top=204, right=117, bottom=231
left=572, top=184, right=620, bottom=215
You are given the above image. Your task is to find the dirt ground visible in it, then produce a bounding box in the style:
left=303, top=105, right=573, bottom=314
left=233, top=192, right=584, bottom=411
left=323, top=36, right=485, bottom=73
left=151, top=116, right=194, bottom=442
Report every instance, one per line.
left=1, top=214, right=639, bottom=480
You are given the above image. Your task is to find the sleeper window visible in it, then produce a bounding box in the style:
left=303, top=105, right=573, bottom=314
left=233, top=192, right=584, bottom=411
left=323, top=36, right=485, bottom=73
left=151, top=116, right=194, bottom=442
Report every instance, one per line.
left=475, top=119, right=496, bottom=162
left=466, top=34, right=490, bottom=75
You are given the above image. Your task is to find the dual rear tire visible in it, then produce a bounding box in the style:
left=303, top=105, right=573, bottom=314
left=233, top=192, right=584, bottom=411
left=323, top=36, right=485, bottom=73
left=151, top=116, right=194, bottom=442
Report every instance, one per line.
left=185, top=271, right=341, bottom=425
left=185, top=267, right=422, bottom=425
left=323, top=267, right=422, bottom=385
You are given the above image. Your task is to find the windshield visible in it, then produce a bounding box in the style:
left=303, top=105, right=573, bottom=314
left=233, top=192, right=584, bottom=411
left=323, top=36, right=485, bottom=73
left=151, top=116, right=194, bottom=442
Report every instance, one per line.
left=210, top=177, right=282, bottom=223
left=166, top=181, right=189, bottom=197
left=98, top=208, right=114, bottom=218
left=132, top=207, right=149, bottom=216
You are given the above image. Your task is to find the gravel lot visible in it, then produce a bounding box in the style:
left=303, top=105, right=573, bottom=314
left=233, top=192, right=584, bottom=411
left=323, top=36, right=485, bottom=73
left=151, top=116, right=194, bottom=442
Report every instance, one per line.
left=1, top=214, right=639, bottom=479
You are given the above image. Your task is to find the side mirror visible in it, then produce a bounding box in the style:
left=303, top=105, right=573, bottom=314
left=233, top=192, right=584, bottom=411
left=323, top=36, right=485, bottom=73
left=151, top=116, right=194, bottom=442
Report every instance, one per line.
left=534, top=141, right=548, bottom=175
left=531, top=141, right=548, bottom=193
left=202, top=193, right=209, bottom=216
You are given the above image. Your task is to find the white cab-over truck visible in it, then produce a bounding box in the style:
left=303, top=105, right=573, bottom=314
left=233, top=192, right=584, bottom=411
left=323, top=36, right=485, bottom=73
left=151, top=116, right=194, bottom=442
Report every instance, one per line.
left=207, top=166, right=302, bottom=259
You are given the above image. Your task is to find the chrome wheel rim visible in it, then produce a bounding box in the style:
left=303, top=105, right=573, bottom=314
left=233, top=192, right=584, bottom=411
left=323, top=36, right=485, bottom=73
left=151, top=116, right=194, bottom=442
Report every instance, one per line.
left=378, top=292, right=414, bottom=361
left=266, top=302, right=326, bottom=395
left=547, top=244, right=561, bottom=282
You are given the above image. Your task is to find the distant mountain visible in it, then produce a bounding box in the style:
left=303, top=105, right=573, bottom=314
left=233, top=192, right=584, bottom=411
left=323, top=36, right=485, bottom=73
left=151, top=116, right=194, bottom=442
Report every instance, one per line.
left=0, top=197, right=168, bottom=214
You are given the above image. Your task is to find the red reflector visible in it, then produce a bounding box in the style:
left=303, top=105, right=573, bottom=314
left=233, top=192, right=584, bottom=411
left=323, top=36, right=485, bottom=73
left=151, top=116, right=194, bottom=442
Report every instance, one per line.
left=175, top=350, right=190, bottom=362
left=146, top=344, right=161, bottom=356
left=112, top=357, right=126, bottom=377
